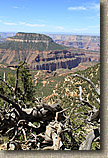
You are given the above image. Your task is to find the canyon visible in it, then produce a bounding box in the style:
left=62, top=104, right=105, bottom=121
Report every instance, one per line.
left=0, top=32, right=100, bottom=71
left=48, top=34, right=100, bottom=51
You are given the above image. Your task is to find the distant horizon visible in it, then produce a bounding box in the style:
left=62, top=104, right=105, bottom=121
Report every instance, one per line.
left=0, top=31, right=100, bottom=37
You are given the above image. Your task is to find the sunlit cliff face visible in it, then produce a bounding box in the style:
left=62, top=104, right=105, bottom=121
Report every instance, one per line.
left=0, top=32, right=100, bottom=71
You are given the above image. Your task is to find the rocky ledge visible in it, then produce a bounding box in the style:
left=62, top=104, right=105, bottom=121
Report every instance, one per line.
left=0, top=32, right=100, bottom=71
left=7, top=32, right=53, bottom=43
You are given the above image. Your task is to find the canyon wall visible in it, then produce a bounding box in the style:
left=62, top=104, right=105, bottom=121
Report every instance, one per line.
left=48, top=34, right=100, bottom=51
left=0, top=32, right=100, bottom=71
left=0, top=48, right=96, bottom=71
left=31, top=56, right=91, bottom=71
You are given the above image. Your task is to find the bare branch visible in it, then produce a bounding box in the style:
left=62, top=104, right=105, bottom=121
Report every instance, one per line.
left=71, top=74, right=100, bottom=96
left=79, top=86, right=94, bottom=108
left=79, top=128, right=100, bottom=150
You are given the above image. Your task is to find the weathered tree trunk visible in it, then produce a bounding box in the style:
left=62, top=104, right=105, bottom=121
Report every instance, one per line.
left=79, top=129, right=100, bottom=150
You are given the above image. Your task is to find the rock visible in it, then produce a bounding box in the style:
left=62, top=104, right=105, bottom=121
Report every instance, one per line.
left=0, top=32, right=100, bottom=71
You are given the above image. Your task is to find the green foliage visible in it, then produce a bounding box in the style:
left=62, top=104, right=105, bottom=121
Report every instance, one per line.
left=16, top=62, right=36, bottom=103
left=0, top=62, right=100, bottom=149
left=48, top=63, right=100, bottom=150
left=0, top=41, right=67, bottom=51
left=7, top=72, right=16, bottom=87
left=0, top=61, right=36, bottom=106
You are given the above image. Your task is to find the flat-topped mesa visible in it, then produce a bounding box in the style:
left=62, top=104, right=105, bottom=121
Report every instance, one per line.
left=7, top=32, right=54, bottom=43
left=1, top=32, right=67, bottom=51
left=0, top=32, right=100, bottom=71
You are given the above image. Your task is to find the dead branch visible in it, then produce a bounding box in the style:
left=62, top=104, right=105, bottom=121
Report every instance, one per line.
left=79, top=128, right=100, bottom=150
left=71, top=74, right=100, bottom=96
left=79, top=86, right=94, bottom=108
left=0, top=64, right=100, bottom=150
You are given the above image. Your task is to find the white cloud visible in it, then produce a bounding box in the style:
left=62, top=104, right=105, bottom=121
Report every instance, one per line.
left=3, top=21, right=45, bottom=27
left=4, top=22, right=17, bottom=25
left=89, top=3, right=100, bottom=10
left=19, top=21, right=26, bottom=25
left=18, top=22, right=45, bottom=27
left=68, top=6, right=87, bottom=11
left=12, top=6, right=25, bottom=9
left=56, top=26, right=64, bottom=30
left=13, top=6, right=19, bottom=9
left=68, top=3, right=100, bottom=11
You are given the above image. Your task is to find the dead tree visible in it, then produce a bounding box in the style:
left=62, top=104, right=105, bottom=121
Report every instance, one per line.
left=71, top=74, right=100, bottom=150
left=0, top=63, right=100, bottom=150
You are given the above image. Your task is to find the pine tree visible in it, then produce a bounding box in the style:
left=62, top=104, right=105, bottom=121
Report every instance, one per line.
left=18, top=61, right=36, bottom=103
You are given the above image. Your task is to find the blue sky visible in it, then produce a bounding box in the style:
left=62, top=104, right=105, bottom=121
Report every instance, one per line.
left=0, top=0, right=100, bottom=35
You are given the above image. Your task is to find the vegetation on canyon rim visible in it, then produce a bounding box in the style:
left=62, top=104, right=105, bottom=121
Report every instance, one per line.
left=0, top=61, right=100, bottom=150
left=0, top=26, right=100, bottom=151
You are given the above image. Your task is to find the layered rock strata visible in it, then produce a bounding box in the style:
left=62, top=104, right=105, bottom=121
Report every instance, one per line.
left=0, top=32, right=100, bottom=71
left=48, top=34, right=100, bottom=51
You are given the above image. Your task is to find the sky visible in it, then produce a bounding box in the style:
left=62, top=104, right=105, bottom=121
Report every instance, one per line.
left=0, top=0, right=100, bottom=35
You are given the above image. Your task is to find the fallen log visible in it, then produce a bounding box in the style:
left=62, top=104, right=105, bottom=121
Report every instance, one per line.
left=0, top=93, right=65, bottom=123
